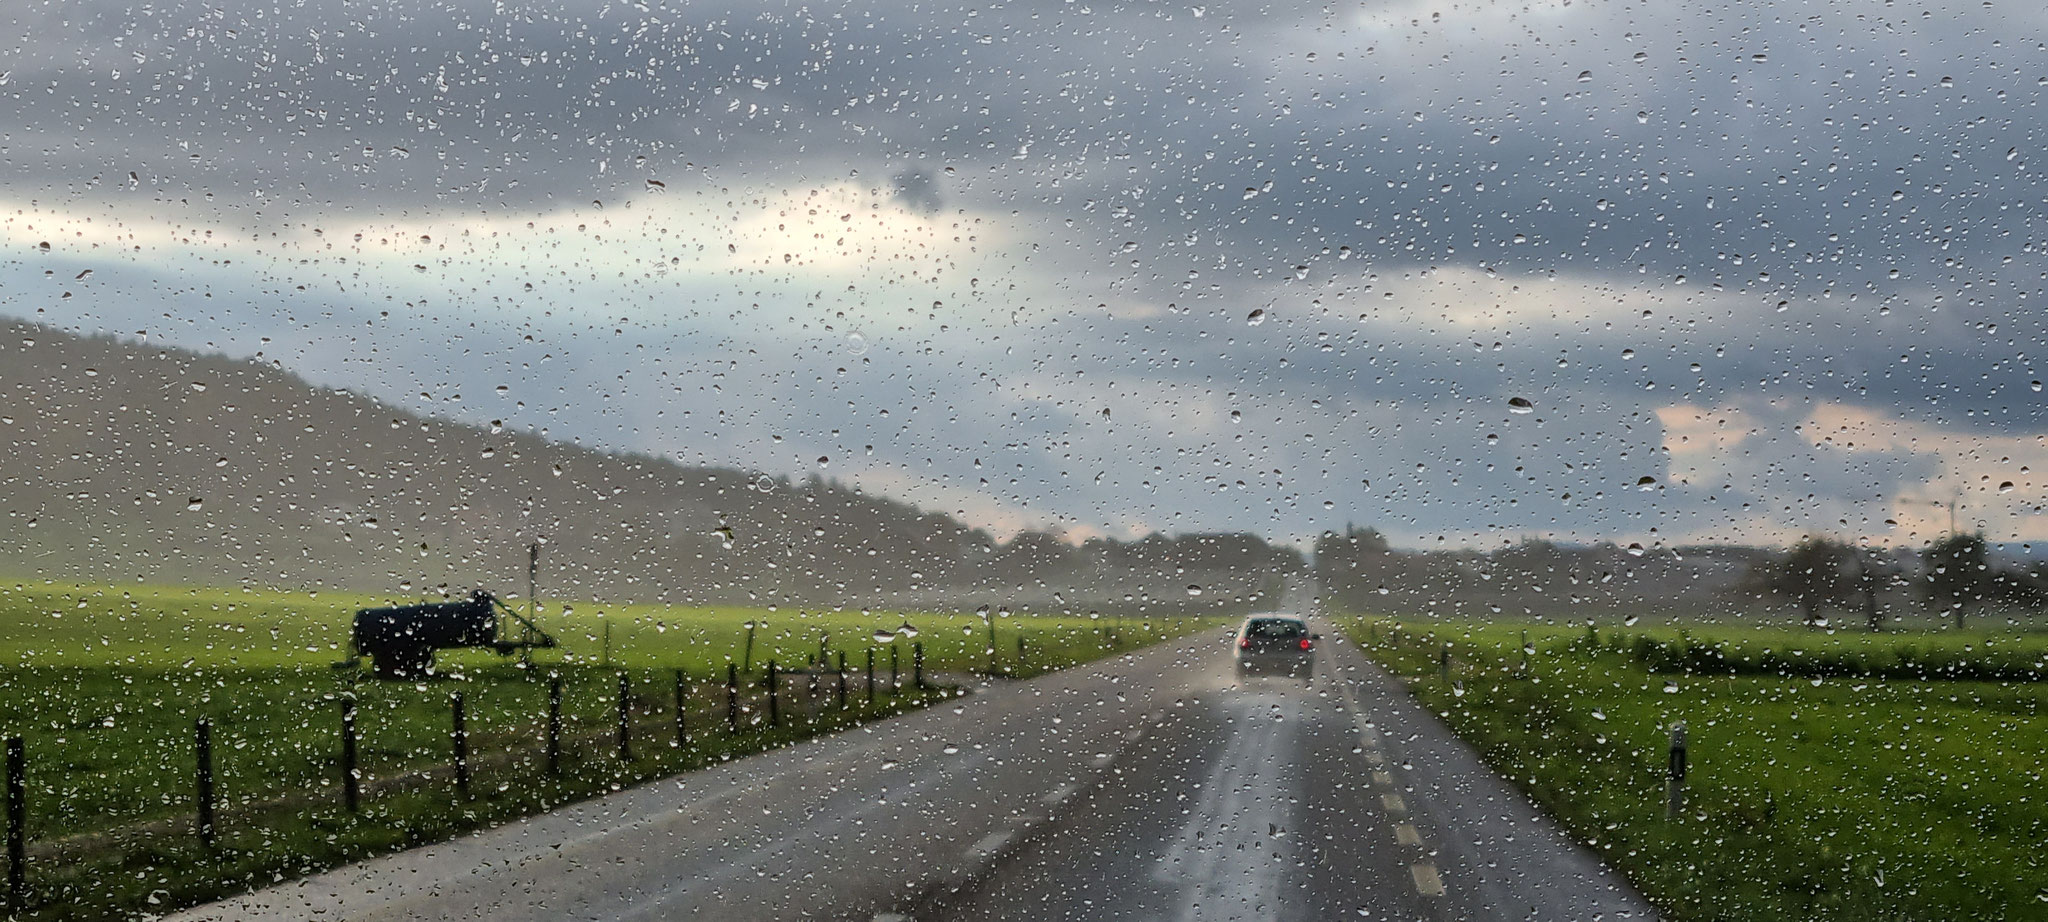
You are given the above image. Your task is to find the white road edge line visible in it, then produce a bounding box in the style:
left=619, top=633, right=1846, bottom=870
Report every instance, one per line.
left=967, top=831, right=1015, bottom=860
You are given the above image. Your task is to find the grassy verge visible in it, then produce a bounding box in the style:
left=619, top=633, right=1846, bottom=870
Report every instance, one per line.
left=0, top=582, right=1176, bottom=673
left=0, top=582, right=1212, bottom=920
left=20, top=680, right=953, bottom=920
left=1343, top=618, right=2047, bottom=921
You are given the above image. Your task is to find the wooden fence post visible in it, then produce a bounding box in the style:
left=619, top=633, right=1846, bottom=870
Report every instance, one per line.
left=546, top=675, right=563, bottom=778
left=194, top=718, right=215, bottom=846
left=726, top=663, right=740, bottom=732
left=1667, top=722, right=1688, bottom=818
left=617, top=672, right=633, bottom=761
left=673, top=669, right=688, bottom=750
left=452, top=693, right=470, bottom=798
left=6, top=737, right=23, bottom=903
left=341, top=697, right=359, bottom=813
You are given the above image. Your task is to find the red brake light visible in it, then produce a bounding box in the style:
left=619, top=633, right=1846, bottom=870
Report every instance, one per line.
left=1238, top=637, right=1250, bottom=649
left=1299, top=638, right=1312, bottom=650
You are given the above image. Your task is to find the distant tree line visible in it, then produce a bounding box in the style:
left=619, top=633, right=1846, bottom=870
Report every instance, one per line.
left=1312, top=522, right=2048, bottom=629
left=978, top=528, right=1304, bottom=594
left=1310, top=526, right=1771, bottom=616
left=1740, top=532, right=2047, bottom=630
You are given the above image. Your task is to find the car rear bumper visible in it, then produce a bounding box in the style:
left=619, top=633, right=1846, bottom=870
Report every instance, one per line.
left=1235, top=652, right=1313, bottom=674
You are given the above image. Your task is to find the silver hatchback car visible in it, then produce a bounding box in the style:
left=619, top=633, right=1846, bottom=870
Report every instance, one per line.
left=1233, top=614, right=1316, bottom=681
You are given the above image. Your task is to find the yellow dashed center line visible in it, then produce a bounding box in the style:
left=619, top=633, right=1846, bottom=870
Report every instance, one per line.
left=1326, top=646, right=1447, bottom=900
left=1411, top=862, right=1446, bottom=897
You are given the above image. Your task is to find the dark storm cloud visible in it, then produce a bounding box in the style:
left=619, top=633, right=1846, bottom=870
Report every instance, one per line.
left=7, top=0, right=2048, bottom=546
left=6, top=0, right=2037, bottom=294
left=890, top=169, right=944, bottom=214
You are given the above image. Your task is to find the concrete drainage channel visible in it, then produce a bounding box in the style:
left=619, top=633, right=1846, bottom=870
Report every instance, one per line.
left=875, top=711, right=1163, bottom=922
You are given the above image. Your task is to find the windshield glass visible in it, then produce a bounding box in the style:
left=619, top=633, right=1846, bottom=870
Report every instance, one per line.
left=6, top=2, right=2040, bottom=921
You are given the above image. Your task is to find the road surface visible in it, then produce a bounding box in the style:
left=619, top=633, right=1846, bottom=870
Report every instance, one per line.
left=173, top=616, right=1658, bottom=922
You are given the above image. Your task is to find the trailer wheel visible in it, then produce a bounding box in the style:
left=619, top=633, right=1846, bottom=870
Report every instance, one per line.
left=371, top=645, right=434, bottom=680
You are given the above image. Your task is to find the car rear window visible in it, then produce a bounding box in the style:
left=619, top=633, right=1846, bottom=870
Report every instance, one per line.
left=1247, top=620, right=1306, bottom=638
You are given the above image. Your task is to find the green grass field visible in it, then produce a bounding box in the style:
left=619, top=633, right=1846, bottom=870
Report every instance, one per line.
left=0, top=581, right=1206, bottom=920
left=1346, top=617, right=2048, bottom=921
left=0, top=581, right=1168, bottom=673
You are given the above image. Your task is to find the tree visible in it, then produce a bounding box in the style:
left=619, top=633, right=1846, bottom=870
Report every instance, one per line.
left=1988, top=565, right=2048, bottom=610
left=1849, top=546, right=1898, bottom=633
left=1748, top=536, right=1856, bottom=626
left=990, top=529, right=1078, bottom=584
left=1313, top=525, right=1393, bottom=608
left=1924, top=532, right=1989, bottom=629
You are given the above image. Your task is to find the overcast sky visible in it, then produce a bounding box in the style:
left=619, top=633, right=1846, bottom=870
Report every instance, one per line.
left=4, top=0, right=2045, bottom=550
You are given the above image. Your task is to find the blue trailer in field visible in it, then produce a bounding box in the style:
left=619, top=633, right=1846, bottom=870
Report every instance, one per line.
left=352, top=590, right=555, bottom=678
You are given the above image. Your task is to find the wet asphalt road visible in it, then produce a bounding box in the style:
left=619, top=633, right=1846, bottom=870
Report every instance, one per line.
left=931, top=630, right=1656, bottom=922
left=173, top=619, right=1657, bottom=922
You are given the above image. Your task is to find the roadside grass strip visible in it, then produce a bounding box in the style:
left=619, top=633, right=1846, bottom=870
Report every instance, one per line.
left=1344, top=617, right=2048, bottom=922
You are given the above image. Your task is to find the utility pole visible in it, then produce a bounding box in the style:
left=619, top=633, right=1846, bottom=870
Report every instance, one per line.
left=1914, top=490, right=1963, bottom=539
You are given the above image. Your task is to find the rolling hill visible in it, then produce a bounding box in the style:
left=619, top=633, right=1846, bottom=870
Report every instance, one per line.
left=0, top=318, right=990, bottom=605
